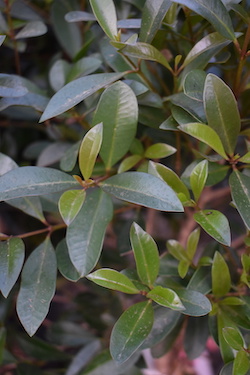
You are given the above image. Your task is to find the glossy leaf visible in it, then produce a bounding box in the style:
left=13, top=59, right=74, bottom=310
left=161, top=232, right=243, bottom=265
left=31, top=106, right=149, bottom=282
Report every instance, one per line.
left=171, top=0, right=235, bottom=40
left=229, top=171, right=250, bottom=230
left=175, top=289, right=212, bottom=316
left=0, top=238, right=25, bottom=297
left=130, top=222, right=159, bottom=286
left=194, top=210, right=231, bottom=246
left=59, top=190, right=86, bottom=226
left=167, top=239, right=188, bottom=262
left=56, top=240, right=81, bottom=282
left=204, top=74, right=241, bottom=156
left=223, top=327, right=244, bottom=351
left=93, top=81, right=138, bottom=169
left=169, top=93, right=206, bottom=122
left=118, top=155, right=142, bottom=173
left=110, top=300, right=153, bottom=363
left=87, top=268, right=139, bottom=294
left=100, top=172, right=183, bottom=212
left=147, top=286, right=185, bottom=310
left=139, top=0, right=172, bottom=43
left=212, top=251, right=231, bottom=297
left=16, top=238, right=57, bottom=336
left=233, top=350, right=250, bottom=375
left=79, top=123, right=103, bottom=180
left=144, top=143, right=176, bottom=159
left=190, top=159, right=208, bottom=201
left=66, top=189, right=113, bottom=276
left=40, top=72, right=125, bottom=122
left=179, top=123, right=228, bottom=159
left=7, top=196, right=46, bottom=223
left=178, top=260, right=190, bottom=278
left=0, top=74, right=28, bottom=97
left=89, top=0, right=118, bottom=40
left=187, top=228, right=200, bottom=261
left=0, top=167, right=79, bottom=201
left=0, top=152, right=18, bottom=176
left=184, top=69, right=206, bottom=101
left=15, top=21, right=47, bottom=39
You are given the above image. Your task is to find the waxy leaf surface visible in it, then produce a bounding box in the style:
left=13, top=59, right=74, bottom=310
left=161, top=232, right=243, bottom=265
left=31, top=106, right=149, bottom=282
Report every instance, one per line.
left=229, top=171, right=250, bottom=230
left=212, top=251, right=231, bottom=297
left=59, top=190, right=86, bottom=225
left=89, top=0, right=118, bottom=40
left=147, top=286, right=185, bottom=310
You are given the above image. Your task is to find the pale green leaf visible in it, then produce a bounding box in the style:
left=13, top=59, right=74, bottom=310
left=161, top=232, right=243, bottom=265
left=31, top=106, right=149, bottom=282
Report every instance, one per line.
left=239, top=151, right=250, bottom=164
left=167, top=239, right=189, bottom=261
left=233, top=350, right=250, bottom=375
left=187, top=227, right=200, bottom=260
left=229, top=171, right=250, bottom=230
left=190, top=159, right=208, bottom=201
left=89, top=0, right=118, bottom=40
left=223, top=327, right=244, bottom=351
left=59, top=190, right=86, bottom=226
left=178, top=260, right=190, bottom=278
left=147, top=286, right=185, bottom=310
left=118, top=155, right=142, bottom=174
left=144, top=143, right=176, bottom=159
left=212, top=251, right=231, bottom=297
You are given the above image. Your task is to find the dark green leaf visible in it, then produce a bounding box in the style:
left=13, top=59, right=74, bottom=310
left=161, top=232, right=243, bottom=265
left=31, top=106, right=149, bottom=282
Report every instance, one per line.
left=100, top=172, right=183, bottom=212
left=56, top=239, right=81, bottom=282
left=110, top=300, right=153, bottom=363
left=184, top=69, right=206, bottom=101
left=15, top=21, right=47, bottom=39
left=16, top=238, right=57, bottom=336
left=7, top=196, right=46, bottom=223
left=66, top=340, right=101, bottom=375
left=60, top=141, right=81, bottom=172
left=169, top=93, right=206, bottom=122
left=147, top=286, right=185, bottom=310
left=229, top=171, right=250, bottom=230
left=0, top=327, right=6, bottom=365
left=212, top=251, right=231, bottom=297
left=175, top=289, right=212, bottom=316
left=184, top=316, right=209, bottom=359
left=89, top=0, right=118, bottom=40
left=188, top=266, right=212, bottom=294
left=66, top=189, right=113, bottom=276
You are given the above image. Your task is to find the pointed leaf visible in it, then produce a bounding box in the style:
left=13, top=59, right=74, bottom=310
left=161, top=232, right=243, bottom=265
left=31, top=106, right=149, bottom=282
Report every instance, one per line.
left=178, top=259, right=190, bottom=278
left=194, top=210, right=231, bottom=246
left=0, top=238, right=25, bottom=297
left=0, top=35, right=5, bottom=47
left=223, top=327, right=244, bottom=351
left=190, top=159, right=208, bottom=201
left=7, top=196, right=46, bottom=223
left=93, top=81, right=138, bottom=169
left=184, top=69, right=206, bottom=101
left=56, top=240, right=81, bottom=282
left=130, top=222, right=159, bottom=286
left=233, top=350, right=250, bottom=375
left=118, top=155, right=143, bottom=173
left=179, top=123, right=228, bottom=159
left=212, top=251, right=231, bottom=297
left=0, top=167, right=79, bottom=201
left=187, top=227, right=200, bottom=260
left=147, top=286, right=185, bottom=310
left=239, top=151, right=250, bottom=164
left=171, top=0, right=235, bottom=40
left=16, top=238, right=57, bottom=336
left=100, top=172, right=183, bottom=212
left=175, top=289, right=212, bottom=316
left=139, top=0, right=172, bottom=43
left=0, top=152, right=18, bottom=176
left=87, top=268, right=139, bottom=294
left=59, top=190, right=86, bottom=225
left=89, top=0, right=118, bottom=40
left=144, top=143, right=176, bottom=159
left=66, top=189, right=113, bottom=276
left=40, top=72, right=125, bottom=122
left=110, top=300, right=154, bottom=363
left=229, top=171, right=250, bottom=230
left=167, top=239, right=189, bottom=261
left=204, top=74, right=241, bottom=156
left=15, top=21, right=47, bottom=39
left=0, top=74, right=28, bottom=97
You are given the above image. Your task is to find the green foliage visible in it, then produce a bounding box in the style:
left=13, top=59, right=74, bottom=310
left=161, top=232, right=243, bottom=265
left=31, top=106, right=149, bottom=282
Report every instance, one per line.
left=0, top=0, right=250, bottom=373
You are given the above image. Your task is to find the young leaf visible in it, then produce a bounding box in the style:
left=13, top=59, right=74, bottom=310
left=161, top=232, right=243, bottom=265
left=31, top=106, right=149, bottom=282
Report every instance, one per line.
left=89, top=0, right=118, bottom=40
left=229, top=171, right=250, bottom=230
left=139, top=0, right=172, bottom=43
left=16, top=238, right=57, bottom=336
left=222, top=327, right=244, bottom=351
left=167, top=239, right=189, bottom=262
left=204, top=74, right=241, bottom=156
left=239, top=151, right=250, bottom=164
left=194, top=210, right=231, bottom=246
left=110, top=300, right=154, bottom=363
left=59, top=190, right=86, bottom=226
left=87, top=268, right=139, bottom=294
left=118, top=155, right=143, bottom=174
left=100, top=172, right=183, bottom=212
left=190, top=160, right=208, bottom=202
left=171, top=0, right=235, bottom=40
left=187, top=227, right=200, bottom=261
left=233, top=350, right=250, bottom=375
left=178, top=260, right=190, bottom=278
left=175, top=289, right=212, bottom=316
left=79, top=123, right=103, bottom=180
left=93, top=81, right=138, bottom=169
left=130, top=222, right=159, bottom=286
left=0, top=166, right=79, bottom=201
left=66, top=189, right=113, bottom=276
left=212, top=251, right=231, bottom=297
left=144, top=143, right=176, bottom=159
left=0, top=238, right=25, bottom=298
left=179, top=123, right=228, bottom=159
left=40, top=72, right=125, bottom=122
left=147, top=286, right=185, bottom=310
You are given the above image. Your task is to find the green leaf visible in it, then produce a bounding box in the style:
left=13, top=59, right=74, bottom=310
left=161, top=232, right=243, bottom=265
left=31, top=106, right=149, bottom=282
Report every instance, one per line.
left=40, top=72, right=125, bottom=122
left=110, top=300, right=154, bottom=363
left=139, top=0, right=172, bottom=43
left=184, top=69, right=206, bottom=101
left=178, top=260, right=190, bottom=278
left=175, top=289, right=212, bottom=316
left=204, top=74, right=241, bottom=156
left=93, top=81, right=138, bottom=169
left=217, top=311, right=235, bottom=363
left=147, top=286, right=185, bottom=310
left=56, top=240, right=81, bottom=282
left=190, top=159, right=208, bottom=201
left=179, top=123, right=228, bottom=159
left=212, top=251, right=231, bottom=297
left=233, top=350, right=250, bottom=375
left=130, top=222, right=159, bottom=286
left=0, top=152, right=18, bottom=176
left=188, top=267, right=212, bottom=294
left=59, top=189, right=86, bottom=226
left=0, top=166, right=79, bottom=201
left=7, top=196, right=46, bottom=223
left=184, top=316, right=209, bottom=359
left=60, top=141, right=81, bottom=172
left=89, top=0, right=118, bottom=40
left=239, top=151, right=250, bottom=164
left=15, top=21, right=47, bottom=39
left=187, top=228, right=200, bottom=260
left=16, top=238, right=57, bottom=336
left=87, top=268, right=139, bottom=294
left=169, top=93, right=206, bottom=122
left=66, top=189, right=113, bottom=276
left=194, top=210, right=231, bottom=246
left=0, top=238, right=25, bottom=297
left=148, top=161, right=191, bottom=203
left=118, top=155, right=143, bottom=174
left=144, top=143, right=176, bottom=159
left=79, top=123, right=103, bottom=180
left=229, top=171, right=250, bottom=230
left=222, top=327, right=244, bottom=351
left=171, top=0, right=235, bottom=40
left=0, top=35, right=5, bottom=47
left=167, top=239, right=189, bottom=262
left=0, top=74, right=28, bottom=98
left=100, top=172, right=183, bottom=212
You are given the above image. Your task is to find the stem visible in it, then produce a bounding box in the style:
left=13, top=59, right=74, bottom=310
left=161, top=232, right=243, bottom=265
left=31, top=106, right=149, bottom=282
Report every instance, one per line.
left=0, top=223, right=66, bottom=241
